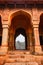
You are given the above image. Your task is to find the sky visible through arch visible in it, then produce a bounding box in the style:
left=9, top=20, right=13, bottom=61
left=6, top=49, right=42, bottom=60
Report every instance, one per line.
left=16, top=34, right=25, bottom=42
left=15, top=34, right=25, bottom=49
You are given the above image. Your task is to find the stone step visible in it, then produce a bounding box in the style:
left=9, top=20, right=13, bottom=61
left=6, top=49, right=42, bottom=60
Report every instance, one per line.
left=8, top=51, right=30, bottom=55
left=5, top=57, right=35, bottom=63
left=7, top=54, right=34, bottom=59
left=6, top=55, right=35, bottom=63
left=6, top=51, right=31, bottom=59
left=4, top=62, right=38, bottom=65
left=5, top=51, right=36, bottom=63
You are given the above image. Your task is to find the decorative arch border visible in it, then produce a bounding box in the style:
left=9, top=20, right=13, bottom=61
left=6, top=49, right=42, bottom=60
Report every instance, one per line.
left=8, top=9, right=33, bottom=26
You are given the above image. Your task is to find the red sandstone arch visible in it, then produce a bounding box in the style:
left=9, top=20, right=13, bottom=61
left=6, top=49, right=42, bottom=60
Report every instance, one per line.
left=9, top=10, right=33, bottom=31
left=8, top=10, right=34, bottom=51
left=9, top=10, right=32, bottom=26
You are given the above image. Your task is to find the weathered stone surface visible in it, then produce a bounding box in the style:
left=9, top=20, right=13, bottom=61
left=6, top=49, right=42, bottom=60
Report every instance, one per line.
left=4, top=62, right=38, bottom=65
left=0, top=4, right=43, bottom=65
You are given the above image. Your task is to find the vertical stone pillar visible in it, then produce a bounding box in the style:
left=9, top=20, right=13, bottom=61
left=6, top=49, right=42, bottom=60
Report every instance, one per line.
left=1, top=24, right=9, bottom=53
left=29, top=33, right=33, bottom=53
left=27, top=33, right=30, bottom=50
left=33, top=24, right=42, bottom=53
left=13, top=31, right=15, bottom=50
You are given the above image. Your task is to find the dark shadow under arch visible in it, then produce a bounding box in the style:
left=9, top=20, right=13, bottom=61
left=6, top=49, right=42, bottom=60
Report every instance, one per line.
left=0, top=16, right=2, bottom=46
left=39, top=14, right=43, bottom=51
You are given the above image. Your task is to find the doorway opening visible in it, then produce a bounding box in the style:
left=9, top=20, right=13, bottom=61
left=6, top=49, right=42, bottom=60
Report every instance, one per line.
left=9, top=10, right=33, bottom=51
left=14, top=28, right=27, bottom=50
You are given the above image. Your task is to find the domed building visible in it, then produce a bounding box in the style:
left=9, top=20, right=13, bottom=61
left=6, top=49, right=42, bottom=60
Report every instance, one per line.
left=0, top=0, right=43, bottom=65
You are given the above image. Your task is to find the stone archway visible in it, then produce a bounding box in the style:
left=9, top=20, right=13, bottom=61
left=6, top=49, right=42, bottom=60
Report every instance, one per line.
left=9, top=10, right=33, bottom=51
left=39, top=14, right=43, bottom=51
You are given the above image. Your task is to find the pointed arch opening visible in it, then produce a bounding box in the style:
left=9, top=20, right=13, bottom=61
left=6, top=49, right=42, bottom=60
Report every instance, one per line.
left=9, top=10, right=33, bottom=51
left=14, top=28, right=27, bottom=50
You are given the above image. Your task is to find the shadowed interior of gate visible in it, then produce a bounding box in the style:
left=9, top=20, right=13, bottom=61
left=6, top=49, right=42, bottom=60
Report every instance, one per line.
left=39, top=14, right=43, bottom=51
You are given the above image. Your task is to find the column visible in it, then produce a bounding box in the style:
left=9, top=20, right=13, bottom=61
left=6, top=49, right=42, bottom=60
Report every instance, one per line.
left=33, top=24, right=42, bottom=53
left=27, top=33, right=30, bottom=50
left=29, top=33, right=33, bottom=53
left=1, top=24, right=9, bottom=53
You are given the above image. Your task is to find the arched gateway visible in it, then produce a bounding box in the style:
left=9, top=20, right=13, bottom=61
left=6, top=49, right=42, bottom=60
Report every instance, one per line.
left=8, top=10, right=34, bottom=52
left=0, top=1, right=43, bottom=65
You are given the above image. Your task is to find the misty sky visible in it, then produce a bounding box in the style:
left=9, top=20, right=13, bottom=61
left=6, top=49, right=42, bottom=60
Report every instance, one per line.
left=16, top=34, right=25, bottom=42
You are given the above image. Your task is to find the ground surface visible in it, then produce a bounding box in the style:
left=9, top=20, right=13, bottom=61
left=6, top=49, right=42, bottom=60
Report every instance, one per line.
left=0, top=51, right=43, bottom=65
